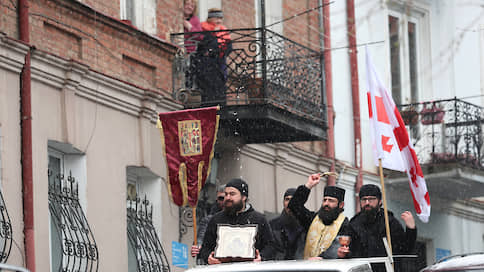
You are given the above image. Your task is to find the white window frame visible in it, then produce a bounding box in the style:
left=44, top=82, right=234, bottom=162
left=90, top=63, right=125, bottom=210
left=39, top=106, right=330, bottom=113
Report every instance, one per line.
left=47, top=150, right=63, bottom=272
left=126, top=166, right=163, bottom=236
left=388, top=11, right=421, bottom=104
left=126, top=166, right=163, bottom=272
left=255, top=0, right=283, bottom=34
left=0, top=126, right=2, bottom=188
left=48, top=145, right=88, bottom=272
left=387, top=0, right=431, bottom=105
left=120, top=0, right=157, bottom=35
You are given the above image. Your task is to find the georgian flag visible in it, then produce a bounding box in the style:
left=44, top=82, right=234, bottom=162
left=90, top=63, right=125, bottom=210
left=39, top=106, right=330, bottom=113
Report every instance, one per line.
left=366, top=48, right=430, bottom=222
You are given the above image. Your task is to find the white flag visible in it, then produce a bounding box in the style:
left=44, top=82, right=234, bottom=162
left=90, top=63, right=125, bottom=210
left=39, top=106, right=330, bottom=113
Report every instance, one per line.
left=366, top=48, right=431, bottom=222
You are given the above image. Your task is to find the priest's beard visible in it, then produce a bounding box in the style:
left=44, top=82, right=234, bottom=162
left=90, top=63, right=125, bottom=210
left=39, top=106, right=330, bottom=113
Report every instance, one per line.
left=361, top=205, right=379, bottom=224
left=223, top=199, right=244, bottom=216
left=317, top=205, right=343, bottom=226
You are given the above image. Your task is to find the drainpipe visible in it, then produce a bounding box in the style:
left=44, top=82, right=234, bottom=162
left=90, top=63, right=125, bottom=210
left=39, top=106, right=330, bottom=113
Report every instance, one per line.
left=19, top=0, right=36, bottom=271
left=319, top=0, right=336, bottom=185
left=346, top=0, right=363, bottom=212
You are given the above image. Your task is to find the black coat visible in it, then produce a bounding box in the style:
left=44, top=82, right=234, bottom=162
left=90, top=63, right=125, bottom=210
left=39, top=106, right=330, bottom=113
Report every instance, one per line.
left=269, top=212, right=305, bottom=260
left=348, top=209, right=417, bottom=272
left=287, top=185, right=349, bottom=259
left=199, top=204, right=275, bottom=263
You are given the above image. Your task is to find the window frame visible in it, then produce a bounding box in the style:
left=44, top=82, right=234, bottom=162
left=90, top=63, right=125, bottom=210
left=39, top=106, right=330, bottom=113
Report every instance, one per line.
left=47, top=144, right=96, bottom=272
left=47, top=150, right=64, bottom=272
left=387, top=10, right=422, bottom=105
left=120, top=0, right=157, bottom=35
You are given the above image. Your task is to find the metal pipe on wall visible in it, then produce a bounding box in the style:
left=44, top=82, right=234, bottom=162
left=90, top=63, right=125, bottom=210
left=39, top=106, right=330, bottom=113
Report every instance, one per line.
left=19, top=0, right=36, bottom=270
left=346, top=0, right=364, bottom=212
left=319, top=0, right=336, bottom=186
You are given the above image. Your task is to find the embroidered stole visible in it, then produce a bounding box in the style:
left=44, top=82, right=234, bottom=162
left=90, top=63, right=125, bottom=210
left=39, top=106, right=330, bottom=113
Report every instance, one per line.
left=303, top=213, right=345, bottom=259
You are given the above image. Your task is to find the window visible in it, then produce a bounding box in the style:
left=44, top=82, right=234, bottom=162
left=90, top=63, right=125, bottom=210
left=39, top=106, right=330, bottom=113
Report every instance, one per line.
left=388, top=13, right=422, bottom=104
left=48, top=141, right=98, bottom=272
left=0, top=127, right=12, bottom=263
left=120, top=0, right=157, bottom=35
left=256, top=0, right=283, bottom=34
left=126, top=166, right=169, bottom=272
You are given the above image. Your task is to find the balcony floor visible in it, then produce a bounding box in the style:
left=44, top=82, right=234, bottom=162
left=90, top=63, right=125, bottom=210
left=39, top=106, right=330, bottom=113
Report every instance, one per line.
left=386, top=163, right=484, bottom=202
left=218, top=104, right=326, bottom=144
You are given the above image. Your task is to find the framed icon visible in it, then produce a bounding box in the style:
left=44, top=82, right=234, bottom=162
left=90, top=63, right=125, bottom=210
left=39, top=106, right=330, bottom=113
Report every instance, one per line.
left=214, top=224, right=257, bottom=260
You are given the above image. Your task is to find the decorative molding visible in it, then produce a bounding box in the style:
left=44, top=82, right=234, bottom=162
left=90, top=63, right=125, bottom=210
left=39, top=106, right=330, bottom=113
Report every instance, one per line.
left=28, top=49, right=180, bottom=122
left=387, top=0, right=431, bottom=16
left=0, top=35, right=29, bottom=74
left=239, top=143, right=338, bottom=178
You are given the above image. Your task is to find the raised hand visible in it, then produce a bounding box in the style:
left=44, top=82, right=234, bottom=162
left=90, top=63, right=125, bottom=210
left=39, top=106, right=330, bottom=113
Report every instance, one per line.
left=305, top=173, right=322, bottom=189
left=401, top=211, right=416, bottom=229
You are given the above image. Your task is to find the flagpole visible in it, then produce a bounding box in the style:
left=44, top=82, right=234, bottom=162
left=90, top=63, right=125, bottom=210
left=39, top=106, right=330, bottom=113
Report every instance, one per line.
left=378, top=159, right=393, bottom=259
left=192, top=207, right=198, bottom=246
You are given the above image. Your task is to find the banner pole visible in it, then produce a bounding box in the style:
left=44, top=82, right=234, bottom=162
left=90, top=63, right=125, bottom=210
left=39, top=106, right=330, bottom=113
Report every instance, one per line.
left=192, top=207, right=198, bottom=246
left=378, top=159, right=393, bottom=262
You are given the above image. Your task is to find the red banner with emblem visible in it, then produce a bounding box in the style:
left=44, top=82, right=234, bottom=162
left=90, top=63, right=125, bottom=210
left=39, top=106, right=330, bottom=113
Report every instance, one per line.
left=157, top=106, right=219, bottom=207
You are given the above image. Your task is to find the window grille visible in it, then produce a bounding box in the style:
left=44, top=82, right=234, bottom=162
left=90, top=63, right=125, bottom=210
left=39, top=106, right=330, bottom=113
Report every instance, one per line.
left=127, top=196, right=170, bottom=272
left=48, top=170, right=99, bottom=272
left=0, top=189, right=12, bottom=263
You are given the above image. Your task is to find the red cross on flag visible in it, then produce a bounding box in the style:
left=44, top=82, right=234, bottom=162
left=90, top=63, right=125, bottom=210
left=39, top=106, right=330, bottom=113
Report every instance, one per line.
left=366, top=48, right=430, bottom=222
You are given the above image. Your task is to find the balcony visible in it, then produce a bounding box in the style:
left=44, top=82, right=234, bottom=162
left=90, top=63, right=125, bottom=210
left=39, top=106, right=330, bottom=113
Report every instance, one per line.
left=387, top=98, right=484, bottom=203
left=170, top=28, right=326, bottom=143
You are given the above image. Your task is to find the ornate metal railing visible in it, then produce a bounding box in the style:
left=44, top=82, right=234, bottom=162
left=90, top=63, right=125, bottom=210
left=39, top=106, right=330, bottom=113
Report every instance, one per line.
left=48, top=170, right=99, bottom=272
left=127, top=196, right=170, bottom=272
left=0, top=189, right=12, bottom=263
left=398, top=98, right=484, bottom=168
left=171, top=28, right=325, bottom=123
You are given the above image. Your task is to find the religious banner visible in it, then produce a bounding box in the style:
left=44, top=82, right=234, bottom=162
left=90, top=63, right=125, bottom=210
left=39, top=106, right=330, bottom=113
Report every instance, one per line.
left=157, top=106, right=219, bottom=207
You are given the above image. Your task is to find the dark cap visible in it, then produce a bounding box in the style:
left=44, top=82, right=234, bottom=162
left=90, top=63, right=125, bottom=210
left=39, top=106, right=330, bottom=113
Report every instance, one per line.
left=359, top=184, right=382, bottom=199
left=208, top=9, right=223, bottom=18
left=324, top=186, right=345, bottom=202
left=284, top=188, right=297, bottom=198
left=226, top=178, right=248, bottom=197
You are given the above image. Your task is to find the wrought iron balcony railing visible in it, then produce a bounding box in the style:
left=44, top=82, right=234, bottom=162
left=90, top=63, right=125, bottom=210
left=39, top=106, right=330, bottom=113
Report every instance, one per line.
left=171, top=28, right=325, bottom=124
left=398, top=98, right=484, bottom=168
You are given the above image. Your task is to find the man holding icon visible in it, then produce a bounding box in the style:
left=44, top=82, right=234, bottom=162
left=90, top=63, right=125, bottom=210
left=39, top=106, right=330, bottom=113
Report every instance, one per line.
left=288, top=173, right=349, bottom=259
left=199, top=178, right=275, bottom=264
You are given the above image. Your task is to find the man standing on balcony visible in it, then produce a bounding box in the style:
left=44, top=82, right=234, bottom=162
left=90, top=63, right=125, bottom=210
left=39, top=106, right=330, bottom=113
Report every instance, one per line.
left=199, top=178, right=275, bottom=264
left=192, top=8, right=232, bottom=106
left=288, top=173, right=349, bottom=259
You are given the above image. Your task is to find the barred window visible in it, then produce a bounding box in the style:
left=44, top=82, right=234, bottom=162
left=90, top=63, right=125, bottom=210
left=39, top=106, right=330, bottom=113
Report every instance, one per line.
left=126, top=166, right=169, bottom=272
left=0, top=189, right=12, bottom=263
left=48, top=147, right=98, bottom=272
left=0, top=127, right=12, bottom=263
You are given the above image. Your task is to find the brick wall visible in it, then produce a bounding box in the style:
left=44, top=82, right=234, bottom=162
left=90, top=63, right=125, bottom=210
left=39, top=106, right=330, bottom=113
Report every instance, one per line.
left=282, top=0, right=320, bottom=51
left=223, top=0, right=256, bottom=29
left=2, top=0, right=327, bottom=154
left=157, top=0, right=183, bottom=41
left=27, top=0, right=176, bottom=94
left=0, top=0, right=18, bottom=39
